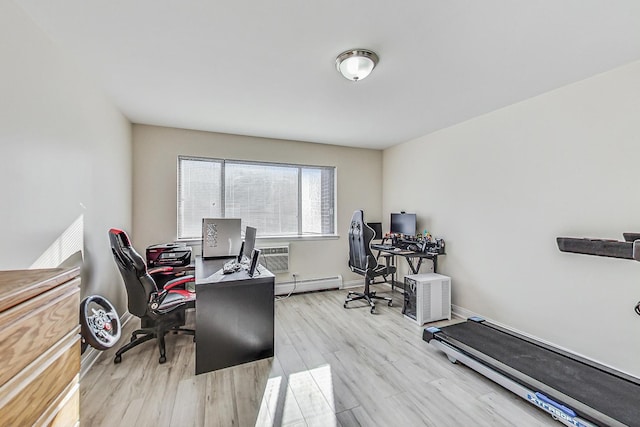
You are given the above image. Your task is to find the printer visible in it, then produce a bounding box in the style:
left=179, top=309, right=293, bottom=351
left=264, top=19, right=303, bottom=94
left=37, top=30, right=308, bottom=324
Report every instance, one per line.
left=146, top=243, right=192, bottom=268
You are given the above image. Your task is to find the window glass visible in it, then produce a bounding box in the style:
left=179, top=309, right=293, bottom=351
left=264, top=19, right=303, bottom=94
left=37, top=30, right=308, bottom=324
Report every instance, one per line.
left=178, top=156, right=335, bottom=238
left=225, top=162, right=298, bottom=236
left=178, top=158, right=222, bottom=239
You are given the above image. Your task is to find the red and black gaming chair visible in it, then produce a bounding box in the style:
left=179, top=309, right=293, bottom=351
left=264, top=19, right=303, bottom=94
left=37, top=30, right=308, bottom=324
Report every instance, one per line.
left=109, top=228, right=195, bottom=364
left=344, top=210, right=394, bottom=314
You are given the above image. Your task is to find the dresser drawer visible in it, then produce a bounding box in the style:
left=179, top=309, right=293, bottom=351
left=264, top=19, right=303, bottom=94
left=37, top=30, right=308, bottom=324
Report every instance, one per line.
left=0, top=331, right=80, bottom=426
left=49, top=384, right=79, bottom=427
left=36, top=378, right=80, bottom=427
left=0, top=277, right=80, bottom=387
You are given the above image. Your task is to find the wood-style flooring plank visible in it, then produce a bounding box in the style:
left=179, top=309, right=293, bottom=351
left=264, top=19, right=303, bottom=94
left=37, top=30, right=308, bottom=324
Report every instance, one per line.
left=80, top=287, right=556, bottom=426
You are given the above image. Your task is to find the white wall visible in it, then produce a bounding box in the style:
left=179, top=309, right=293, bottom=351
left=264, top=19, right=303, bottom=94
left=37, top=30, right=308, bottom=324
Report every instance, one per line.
left=132, top=125, right=382, bottom=284
left=0, top=1, right=132, bottom=312
left=383, top=60, right=640, bottom=377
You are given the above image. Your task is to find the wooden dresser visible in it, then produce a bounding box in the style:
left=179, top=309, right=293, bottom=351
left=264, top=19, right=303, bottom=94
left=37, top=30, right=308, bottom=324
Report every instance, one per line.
left=0, top=267, right=81, bottom=426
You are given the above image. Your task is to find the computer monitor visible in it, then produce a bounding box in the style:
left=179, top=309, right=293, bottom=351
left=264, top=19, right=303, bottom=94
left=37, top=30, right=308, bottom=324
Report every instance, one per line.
left=242, top=226, right=257, bottom=262
left=202, top=218, right=242, bottom=258
left=366, top=222, right=383, bottom=240
left=390, top=213, right=416, bottom=236
left=248, top=248, right=261, bottom=277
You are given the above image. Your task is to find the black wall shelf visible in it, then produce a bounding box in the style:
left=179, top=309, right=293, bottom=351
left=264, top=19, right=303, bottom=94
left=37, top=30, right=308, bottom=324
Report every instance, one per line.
left=556, top=233, right=640, bottom=261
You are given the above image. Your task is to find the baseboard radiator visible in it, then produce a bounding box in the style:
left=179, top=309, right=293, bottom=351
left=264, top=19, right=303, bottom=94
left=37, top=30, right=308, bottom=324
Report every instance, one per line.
left=276, top=275, right=342, bottom=296
left=259, top=244, right=289, bottom=273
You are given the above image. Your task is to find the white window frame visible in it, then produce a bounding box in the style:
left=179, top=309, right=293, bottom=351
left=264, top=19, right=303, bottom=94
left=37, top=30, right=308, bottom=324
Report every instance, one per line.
left=177, top=156, right=337, bottom=240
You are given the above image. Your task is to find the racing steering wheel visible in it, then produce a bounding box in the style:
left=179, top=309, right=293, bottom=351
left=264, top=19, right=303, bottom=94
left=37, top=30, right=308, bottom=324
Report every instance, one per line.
left=80, top=295, right=122, bottom=352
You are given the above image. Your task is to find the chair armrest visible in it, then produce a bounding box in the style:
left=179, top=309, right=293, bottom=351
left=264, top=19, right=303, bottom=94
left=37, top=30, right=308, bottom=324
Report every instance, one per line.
left=149, top=266, right=174, bottom=275
left=163, top=275, right=195, bottom=291
left=148, top=284, right=194, bottom=314
left=150, top=275, right=195, bottom=314
left=365, top=255, right=376, bottom=278
left=368, top=254, right=378, bottom=268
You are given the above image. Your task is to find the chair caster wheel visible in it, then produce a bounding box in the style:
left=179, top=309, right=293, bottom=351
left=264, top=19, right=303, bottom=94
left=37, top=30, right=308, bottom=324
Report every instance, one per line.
left=388, top=301, right=393, bottom=307
left=114, top=355, right=122, bottom=364
left=343, top=303, right=347, bottom=309
left=159, top=356, right=166, bottom=364
left=370, top=307, right=375, bottom=314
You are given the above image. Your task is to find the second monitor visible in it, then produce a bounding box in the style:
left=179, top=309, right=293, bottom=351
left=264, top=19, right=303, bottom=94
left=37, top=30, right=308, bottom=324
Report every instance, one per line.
left=390, top=213, right=416, bottom=236
left=366, top=222, right=383, bottom=240
left=238, top=226, right=257, bottom=263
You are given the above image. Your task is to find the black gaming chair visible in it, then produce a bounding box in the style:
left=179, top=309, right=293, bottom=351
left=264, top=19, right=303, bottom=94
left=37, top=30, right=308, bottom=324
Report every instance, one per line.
left=109, top=228, right=196, bottom=364
left=344, top=210, right=395, bottom=314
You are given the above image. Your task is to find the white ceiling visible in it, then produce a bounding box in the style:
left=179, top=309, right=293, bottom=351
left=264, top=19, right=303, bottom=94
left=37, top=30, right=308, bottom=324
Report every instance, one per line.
left=14, top=0, right=640, bottom=149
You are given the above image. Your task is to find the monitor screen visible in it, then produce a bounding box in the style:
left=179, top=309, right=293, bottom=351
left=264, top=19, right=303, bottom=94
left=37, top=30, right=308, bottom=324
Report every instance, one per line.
left=242, top=226, right=257, bottom=262
left=390, top=213, right=416, bottom=236
left=202, top=218, right=242, bottom=258
left=248, top=248, right=261, bottom=277
left=366, top=222, right=383, bottom=240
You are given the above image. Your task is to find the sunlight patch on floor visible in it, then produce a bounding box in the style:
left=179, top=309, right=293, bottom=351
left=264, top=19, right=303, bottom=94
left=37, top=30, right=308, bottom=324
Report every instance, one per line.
left=256, top=375, right=281, bottom=426
left=256, top=364, right=337, bottom=426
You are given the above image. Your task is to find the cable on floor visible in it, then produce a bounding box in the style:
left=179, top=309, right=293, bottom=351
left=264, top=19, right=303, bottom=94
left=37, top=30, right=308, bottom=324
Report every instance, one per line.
left=276, top=274, right=296, bottom=301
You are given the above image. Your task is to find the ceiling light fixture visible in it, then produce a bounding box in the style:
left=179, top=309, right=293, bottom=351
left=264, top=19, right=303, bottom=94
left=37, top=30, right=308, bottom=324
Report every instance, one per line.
left=335, top=49, right=379, bottom=82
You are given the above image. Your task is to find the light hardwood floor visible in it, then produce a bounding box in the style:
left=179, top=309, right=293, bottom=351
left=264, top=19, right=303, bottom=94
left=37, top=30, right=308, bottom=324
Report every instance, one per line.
left=80, top=286, right=556, bottom=426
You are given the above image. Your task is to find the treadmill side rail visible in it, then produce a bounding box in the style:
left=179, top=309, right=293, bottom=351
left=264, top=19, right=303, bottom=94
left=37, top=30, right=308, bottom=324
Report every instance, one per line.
left=429, top=340, right=600, bottom=427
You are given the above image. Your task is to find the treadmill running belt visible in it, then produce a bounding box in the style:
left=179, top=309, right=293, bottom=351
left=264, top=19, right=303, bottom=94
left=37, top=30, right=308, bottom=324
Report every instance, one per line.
left=440, top=321, right=639, bottom=426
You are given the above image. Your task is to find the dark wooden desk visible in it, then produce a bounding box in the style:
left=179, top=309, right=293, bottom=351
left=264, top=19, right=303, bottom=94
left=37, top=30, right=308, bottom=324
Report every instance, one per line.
left=194, top=257, right=275, bottom=375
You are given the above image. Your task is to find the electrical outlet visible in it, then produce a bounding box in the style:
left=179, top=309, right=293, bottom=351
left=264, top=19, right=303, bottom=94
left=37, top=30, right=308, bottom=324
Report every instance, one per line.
left=292, top=272, right=299, bottom=278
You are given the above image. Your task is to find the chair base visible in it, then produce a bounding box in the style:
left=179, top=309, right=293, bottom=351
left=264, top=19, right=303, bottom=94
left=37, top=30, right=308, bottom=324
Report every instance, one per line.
left=344, top=289, right=392, bottom=314
left=114, top=325, right=195, bottom=364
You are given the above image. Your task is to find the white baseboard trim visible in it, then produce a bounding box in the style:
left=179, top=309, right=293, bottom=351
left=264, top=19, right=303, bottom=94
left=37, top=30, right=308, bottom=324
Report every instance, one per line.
left=80, top=311, right=133, bottom=380
left=451, top=305, right=552, bottom=337
left=276, top=275, right=342, bottom=296
left=342, top=279, right=401, bottom=291
left=451, top=304, right=546, bottom=331
left=342, top=279, right=363, bottom=289
left=451, top=304, right=478, bottom=320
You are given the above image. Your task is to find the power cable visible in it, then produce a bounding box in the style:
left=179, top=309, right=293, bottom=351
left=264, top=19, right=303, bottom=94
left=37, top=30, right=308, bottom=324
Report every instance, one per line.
left=276, top=274, right=297, bottom=301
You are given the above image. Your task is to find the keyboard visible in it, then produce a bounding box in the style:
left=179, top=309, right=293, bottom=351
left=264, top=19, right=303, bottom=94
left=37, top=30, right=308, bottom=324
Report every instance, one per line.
left=373, top=244, right=394, bottom=250
left=222, top=260, right=242, bottom=274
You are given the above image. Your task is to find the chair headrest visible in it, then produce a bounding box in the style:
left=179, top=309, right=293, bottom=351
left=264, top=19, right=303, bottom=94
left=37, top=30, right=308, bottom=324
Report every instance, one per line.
left=109, top=228, right=131, bottom=248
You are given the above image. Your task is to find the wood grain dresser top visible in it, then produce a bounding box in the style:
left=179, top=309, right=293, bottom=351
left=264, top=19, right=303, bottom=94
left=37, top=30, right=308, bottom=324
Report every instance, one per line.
left=0, top=267, right=81, bottom=312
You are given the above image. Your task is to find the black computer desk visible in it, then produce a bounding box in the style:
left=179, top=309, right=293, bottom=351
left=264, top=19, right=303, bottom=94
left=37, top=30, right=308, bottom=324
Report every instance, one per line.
left=194, top=256, right=275, bottom=375
left=371, top=244, right=443, bottom=292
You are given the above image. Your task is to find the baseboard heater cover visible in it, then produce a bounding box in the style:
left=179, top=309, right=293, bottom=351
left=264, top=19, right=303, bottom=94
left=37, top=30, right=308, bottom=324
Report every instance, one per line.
left=275, top=276, right=342, bottom=296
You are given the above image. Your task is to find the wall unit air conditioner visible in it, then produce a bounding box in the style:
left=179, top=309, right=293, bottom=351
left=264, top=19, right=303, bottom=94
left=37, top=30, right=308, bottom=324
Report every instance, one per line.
left=259, top=244, right=289, bottom=273
left=403, top=273, right=451, bottom=325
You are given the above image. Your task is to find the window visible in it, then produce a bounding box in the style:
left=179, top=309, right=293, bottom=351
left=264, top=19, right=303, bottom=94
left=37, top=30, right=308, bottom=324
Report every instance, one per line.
left=178, top=156, right=336, bottom=239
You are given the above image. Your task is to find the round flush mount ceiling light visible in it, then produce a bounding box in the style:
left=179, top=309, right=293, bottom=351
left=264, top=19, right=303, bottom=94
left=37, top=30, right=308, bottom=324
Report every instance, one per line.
left=335, top=49, right=379, bottom=81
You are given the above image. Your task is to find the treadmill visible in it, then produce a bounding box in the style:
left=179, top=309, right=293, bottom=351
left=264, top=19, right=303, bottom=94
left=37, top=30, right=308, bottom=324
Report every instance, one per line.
left=424, top=317, right=640, bottom=427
